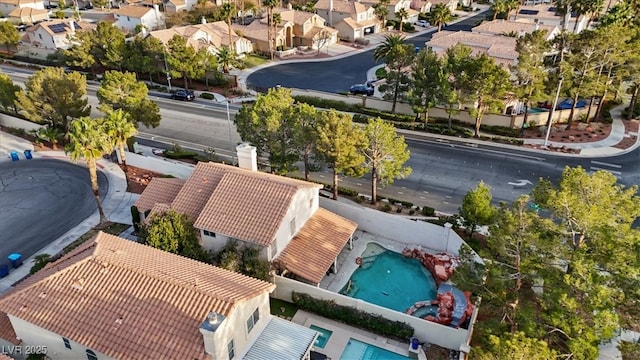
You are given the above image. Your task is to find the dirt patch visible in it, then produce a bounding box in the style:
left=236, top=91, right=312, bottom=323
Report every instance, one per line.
left=614, top=119, right=639, bottom=149
left=123, top=165, right=167, bottom=194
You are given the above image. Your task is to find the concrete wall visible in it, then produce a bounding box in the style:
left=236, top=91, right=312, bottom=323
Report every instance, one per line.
left=0, top=113, right=43, bottom=132
left=272, top=275, right=472, bottom=352
left=125, top=151, right=196, bottom=179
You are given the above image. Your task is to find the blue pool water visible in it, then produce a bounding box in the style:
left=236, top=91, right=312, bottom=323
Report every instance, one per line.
left=340, top=243, right=437, bottom=313
left=310, top=325, right=333, bottom=349
left=528, top=107, right=549, bottom=113
left=340, top=338, right=410, bottom=360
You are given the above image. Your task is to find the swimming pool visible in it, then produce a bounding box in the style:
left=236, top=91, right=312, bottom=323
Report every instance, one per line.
left=340, top=243, right=437, bottom=313
left=310, top=325, right=333, bottom=349
left=340, top=338, right=410, bottom=360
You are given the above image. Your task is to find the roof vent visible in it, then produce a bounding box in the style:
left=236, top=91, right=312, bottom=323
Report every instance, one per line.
left=72, top=277, right=85, bottom=290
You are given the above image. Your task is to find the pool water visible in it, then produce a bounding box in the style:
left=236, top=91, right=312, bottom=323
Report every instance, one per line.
left=310, top=325, right=333, bottom=349
left=528, top=107, right=549, bottom=113
left=340, top=243, right=437, bottom=313
left=339, top=338, right=410, bottom=360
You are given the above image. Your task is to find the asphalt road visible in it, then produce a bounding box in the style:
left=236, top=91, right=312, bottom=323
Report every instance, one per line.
left=246, top=11, right=491, bottom=93
left=0, top=159, right=107, bottom=266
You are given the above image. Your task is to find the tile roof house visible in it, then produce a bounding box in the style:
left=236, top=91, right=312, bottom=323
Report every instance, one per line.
left=426, top=30, right=519, bottom=68
left=6, top=6, right=48, bottom=23
left=360, top=0, right=420, bottom=23
left=19, top=19, right=96, bottom=58
left=148, top=20, right=254, bottom=55
left=0, top=232, right=319, bottom=360
left=135, top=144, right=358, bottom=285
left=510, top=4, right=589, bottom=33
left=232, top=17, right=293, bottom=54
left=472, top=19, right=559, bottom=40
left=275, top=7, right=339, bottom=49
left=314, top=0, right=382, bottom=42
left=0, top=0, right=43, bottom=18
left=411, top=0, right=457, bottom=14
left=112, top=5, right=162, bottom=33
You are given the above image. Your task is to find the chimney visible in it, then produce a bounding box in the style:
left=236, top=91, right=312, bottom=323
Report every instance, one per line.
left=153, top=4, right=160, bottom=28
left=201, top=16, right=207, bottom=24
left=329, top=0, right=333, bottom=26
left=199, top=311, right=225, bottom=356
left=236, top=143, right=257, bottom=171
left=69, top=19, right=75, bottom=33
left=287, top=3, right=292, bottom=10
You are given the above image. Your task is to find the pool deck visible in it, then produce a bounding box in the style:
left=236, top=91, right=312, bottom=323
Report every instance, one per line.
left=292, top=310, right=427, bottom=360
left=321, top=229, right=442, bottom=293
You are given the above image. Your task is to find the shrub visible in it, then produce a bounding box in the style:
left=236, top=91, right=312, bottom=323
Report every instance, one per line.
left=131, top=206, right=141, bottom=232
left=402, top=22, right=415, bottom=32
left=396, top=207, right=402, bottom=213
left=481, top=125, right=520, bottom=137
left=421, top=206, right=435, bottom=216
left=30, top=254, right=51, bottom=274
left=291, top=292, right=414, bottom=340
left=293, top=95, right=362, bottom=112
left=409, top=209, right=415, bottom=215
left=380, top=204, right=393, bottom=212
left=375, top=67, right=387, bottom=79
left=200, top=92, right=216, bottom=100
left=164, top=150, right=198, bottom=159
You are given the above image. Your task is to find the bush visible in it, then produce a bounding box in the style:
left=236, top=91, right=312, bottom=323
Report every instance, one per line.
left=200, top=92, right=216, bottom=100
left=291, top=292, right=414, bottom=341
left=396, top=207, right=402, bottom=213
left=325, top=185, right=359, bottom=197
left=352, top=113, right=370, bottom=124
left=131, top=206, right=141, bottom=232
left=375, top=67, right=387, bottom=79
left=164, top=150, right=198, bottom=159
left=293, top=95, right=362, bottom=112
left=30, top=254, right=51, bottom=274
left=380, top=204, right=393, bottom=212
left=421, top=206, right=435, bottom=216
left=481, top=125, right=520, bottom=137
left=402, top=22, right=415, bottom=32
left=622, top=102, right=640, bottom=119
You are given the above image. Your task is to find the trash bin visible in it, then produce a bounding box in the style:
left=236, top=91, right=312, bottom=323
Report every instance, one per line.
left=411, top=337, right=420, bottom=350
left=0, top=264, right=9, bottom=278
left=8, top=254, right=22, bottom=269
left=10, top=151, right=19, bottom=161
left=24, top=150, right=33, bottom=159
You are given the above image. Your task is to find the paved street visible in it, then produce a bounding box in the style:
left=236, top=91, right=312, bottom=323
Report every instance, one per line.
left=0, top=159, right=107, bottom=265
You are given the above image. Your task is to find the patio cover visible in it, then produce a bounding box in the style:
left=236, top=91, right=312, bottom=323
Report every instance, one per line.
left=242, top=316, right=317, bottom=360
left=275, top=208, right=358, bottom=284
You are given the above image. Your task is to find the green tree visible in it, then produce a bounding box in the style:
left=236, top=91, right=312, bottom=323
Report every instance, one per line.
left=374, top=35, right=414, bottom=113
left=91, top=22, right=127, bottom=70
left=512, top=30, right=551, bottom=129
left=0, top=21, right=20, bottom=54
left=504, top=0, right=520, bottom=19
left=234, top=87, right=298, bottom=173
left=466, top=53, right=512, bottom=137
left=444, top=44, right=474, bottom=114
left=264, top=0, right=278, bottom=59
left=315, top=110, right=366, bottom=200
left=0, top=73, right=21, bottom=114
left=428, top=3, right=453, bottom=32
left=104, top=109, right=137, bottom=171
left=167, top=34, right=199, bottom=89
left=474, top=332, right=558, bottom=360
left=460, top=181, right=496, bottom=239
left=97, top=70, right=162, bottom=128
left=140, top=209, right=209, bottom=262
left=490, top=0, right=508, bottom=20
left=373, top=0, right=390, bottom=28
left=291, top=103, right=319, bottom=181
left=29, top=254, right=52, bottom=275
left=219, top=2, right=236, bottom=54
left=65, top=116, right=114, bottom=223
left=361, top=118, right=411, bottom=205
left=124, top=36, right=164, bottom=82
left=60, top=31, right=96, bottom=72
left=395, top=8, right=409, bottom=32
left=373, top=34, right=406, bottom=62
left=408, top=47, right=449, bottom=124
left=35, top=126, right=62, bottom=150
left=216, top=45, right=237, bottom=74
left=15, top=67, right=91, bottom=132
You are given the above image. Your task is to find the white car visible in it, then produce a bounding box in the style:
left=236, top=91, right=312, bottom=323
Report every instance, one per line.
left=416, top=20, right=430, bottom=27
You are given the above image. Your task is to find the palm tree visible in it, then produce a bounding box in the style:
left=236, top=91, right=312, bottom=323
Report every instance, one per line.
left=36, top=126, right=62, bottom=150
left=65, top=117, right=115, bottom=224
left=272, top=12, right=282, bottom=54
left=264, top=0, right=277, bottom=59
left=505, top=0, right=520, bottom=19
left=374, top=0, right=390, bottom=29
left=395, top=8, right=409, bottom=32
left=220, top=2, right=236, bottom=54
left=429, top=4, right=453, bottom=32
left=104, top=109, right=137, bottom=172
left=491, top=0, right=508, bottom=20
left=373, top=34, right=407, bottom=62
left=217, top=45, right=237, bottom=73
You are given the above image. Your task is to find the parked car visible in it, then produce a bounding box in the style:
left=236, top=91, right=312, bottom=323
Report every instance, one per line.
left=349, top=84, right=374, bottom=96
left=171, top=90, right=195, bottom=101
left=416, top=20, right=430, bottom=27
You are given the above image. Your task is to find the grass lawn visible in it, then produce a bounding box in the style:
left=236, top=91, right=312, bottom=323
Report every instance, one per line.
left=242, top=54, right=269, bottom=68
left=62, top=222, right=131, bottom=254
left=270, top=298, right=299, bottom=318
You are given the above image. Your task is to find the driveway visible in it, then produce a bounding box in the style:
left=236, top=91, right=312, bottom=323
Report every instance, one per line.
left=0, top=158, right=108, bottom=266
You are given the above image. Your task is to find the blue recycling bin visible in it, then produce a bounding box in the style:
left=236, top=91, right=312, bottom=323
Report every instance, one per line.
left=8, top=254, right=22, bottom=269
left=0, top=264, right=9, bottom=278
left=24, top=150, right=33, bottom=160
left=10, top=151, right=19, bottom=161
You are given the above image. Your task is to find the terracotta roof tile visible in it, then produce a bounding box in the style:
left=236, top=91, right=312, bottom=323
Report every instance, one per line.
left=170, top=162, right=228, bottom=220
left=194, top=169, right=321, bottom=245
left=0, top=232, right=274, bottom=360
left=315, top=0, right=367, bottom=14
left=134, top=178, right=185, bottom=212
left=0, top=354, right=13, bottom=360
left=0, top=312, right=19, bottom=345
left=427, top=30, right=518, bottom=67
left=8, top=7, right=48, bottom=17
left=473, top=19, right=556, bottom=37
left=275, top=208, right=357, bottom=284
left=112, top=5, right=153, bottom=18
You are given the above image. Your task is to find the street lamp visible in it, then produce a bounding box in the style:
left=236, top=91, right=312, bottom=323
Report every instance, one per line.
left=226, top=100, right=235, bottom=165
left=543, top=76, right=564, bottom=148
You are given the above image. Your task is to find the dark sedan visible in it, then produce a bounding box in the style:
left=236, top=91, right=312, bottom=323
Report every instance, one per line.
left=349, top=84, right=374, bottom=96
left=171, top=90, right=195, bottom=101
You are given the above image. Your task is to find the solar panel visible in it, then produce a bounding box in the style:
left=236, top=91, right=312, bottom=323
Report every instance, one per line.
left=519, top=9, right=540, bottom=15
left=48, top=24, right=67, bottom=33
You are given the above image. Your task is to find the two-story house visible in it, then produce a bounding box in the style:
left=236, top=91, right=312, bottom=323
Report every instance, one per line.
left=426, top=30, right=519, bottom=69
left=135, top=144, right=358, bottom=286
left=410, top=0, right=457, bottom=14
left=314, top=0, right=381, bottom=42
left=0, top=0, right=43, bottom=15
left=472, top=19, right=559, bottom=40
left=0, top=232, right=319, bottom=360
left=164, top=0, right=198, bottom=13
left=20, top=19, right=95, bottom=58
left=148, top=20, right=253, bottom=55
left=274, top=7, right=339, bottom=49
left=361, top=0, right=419, bottom=23
left=232, top=15, right=294, bottom=54
left=510, top=4, right=589, bottom=33
left=1, top=0, right=47, bottom=24
left=112, top=5, right=161, bottom=33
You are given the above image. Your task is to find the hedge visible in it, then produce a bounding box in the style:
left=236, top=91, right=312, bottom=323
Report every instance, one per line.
left=293, top=95, right=362, bottom=112
left=164, top=150, right=198, bottom=159
left=291, top=292, right=414, bottom=341
left=200, top=92, right=216, bottom=100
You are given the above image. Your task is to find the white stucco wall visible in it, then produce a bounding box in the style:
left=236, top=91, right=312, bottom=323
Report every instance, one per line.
left=7, top=315, right=112, bottom=360
left=270, top=188, right=319, bottom=260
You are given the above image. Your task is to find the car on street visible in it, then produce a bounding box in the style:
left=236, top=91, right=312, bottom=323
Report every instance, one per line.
left=349, top=84, right=374, bottom=96
left=171, top=90, right=195, bottom=101
left=416, top=20, right=430, bottom=27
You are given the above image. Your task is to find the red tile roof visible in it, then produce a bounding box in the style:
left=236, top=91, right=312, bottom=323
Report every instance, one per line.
left=134, top=177, right=185, bottom=212
left=275, top=208, right=357, bottom=284
left=0, top=312, right=19, bottom=346
left=0, top=232, right=274, bottom=360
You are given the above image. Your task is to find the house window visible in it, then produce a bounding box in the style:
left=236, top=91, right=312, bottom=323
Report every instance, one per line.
left=227, top=340, right=235, bottom=359
left=246, top=308, right=260, bottom=333
left=290, top=218, right=296, bottom=236
left=127, top=16, right=130, bottom=21
left=309, top=198, right=313, bottom=209
left=86, top=349, right=98, bottom=360
left=62, top=337, right=71, bottom=349
left=203, top=230, right=216, bottom=237
left=38, top=33, right=42, bottom=40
